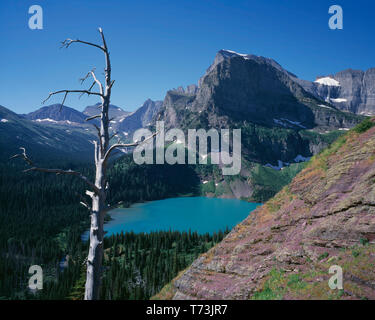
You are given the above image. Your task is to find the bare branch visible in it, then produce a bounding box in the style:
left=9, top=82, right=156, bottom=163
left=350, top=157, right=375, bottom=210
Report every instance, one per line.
left=86, top=190, right=95, bottom=199
left=80, top=68, right=104, bottom=97
left=80, top=68, right=96, bottom=84
left=98, top=27, right=108, bottom=51
left=109, top=80, right=115, bottom=90
left=79, top=81, right=96, bottom=99
left=91, top=126, right=103, bottom=155
left=76, top=192, right=92, bottom=211
left=43, top=89, right=103, bottom=105
left=103, top=132, right=158, bottom=165
left=60, top=92, right=68, bottom=111
left=25, top=167, right=100, bottom=194
left=109, top=132, right=118, bottom=141
left=85, top=114, right=101, bottom=122
left=90, top=70, right=104, bottom=96
left=11, top=147, right=100, bottom=194
left=92, top=123, right=100, bottom=134
left=10, top=147, right=33, bottom=165
left=61, top=38, right=105, bottom=52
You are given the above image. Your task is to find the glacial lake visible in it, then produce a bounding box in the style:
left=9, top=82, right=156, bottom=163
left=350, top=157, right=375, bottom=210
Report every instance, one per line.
left=82, top=197, right=261, bottom=240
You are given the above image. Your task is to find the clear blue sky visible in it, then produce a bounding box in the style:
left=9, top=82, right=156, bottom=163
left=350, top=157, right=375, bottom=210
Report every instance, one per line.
left=0, top=0, right=374, bottom=113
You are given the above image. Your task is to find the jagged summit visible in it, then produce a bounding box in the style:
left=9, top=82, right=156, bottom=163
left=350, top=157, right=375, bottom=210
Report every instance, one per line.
left=199, top=49, right=297, bottom=87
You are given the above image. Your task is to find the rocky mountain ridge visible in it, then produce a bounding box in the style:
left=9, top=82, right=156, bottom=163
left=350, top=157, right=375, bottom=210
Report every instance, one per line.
left=156, top=49, right=364, bottom=167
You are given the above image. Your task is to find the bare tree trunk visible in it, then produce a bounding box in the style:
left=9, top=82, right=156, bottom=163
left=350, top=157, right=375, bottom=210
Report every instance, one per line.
left=85, top=97, right=110, bottom=300
left=85, top=193, right=104, bottom=300
left=12, top=28, right=155, bottom=300
left=84, top=34, right=112, bottom=299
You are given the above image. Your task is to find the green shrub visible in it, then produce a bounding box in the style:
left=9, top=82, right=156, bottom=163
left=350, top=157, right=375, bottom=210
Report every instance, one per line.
left=352, top=250, right=360, bottom=258
left=318, top=252, right=329, bottom=261
left=353, top=118, right=375, bottom=134
left=287, top=274, right=306, bottom=289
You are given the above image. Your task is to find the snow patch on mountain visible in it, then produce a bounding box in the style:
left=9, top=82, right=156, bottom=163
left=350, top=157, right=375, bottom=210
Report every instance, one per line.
left=221, top=49, right=250, bottom=59
left=0, top=118, right=9, bottom=123
left=331, top=98, right=347, bottom=103
left=314, top=77, right=340, bottom=87
left=35, top=118, right=58, bottom=123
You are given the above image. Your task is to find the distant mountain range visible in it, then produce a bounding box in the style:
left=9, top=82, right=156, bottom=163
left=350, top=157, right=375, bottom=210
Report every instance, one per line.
left=20, top=100, right=162, bottom=139
left=25, top=104, right=87, bottom=124
left=1, top=49, right=372, bottom=172
left=23, top=103, right=130, bottom=125
left=0, top=98, right=164, bottom=162
left=0, top=105, right=95, bottom=163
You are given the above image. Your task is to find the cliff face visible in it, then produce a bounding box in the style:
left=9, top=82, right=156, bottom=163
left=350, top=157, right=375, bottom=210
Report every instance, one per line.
left=156, top=119, right=375, bottom=300
left=298, top=69, right=375, bottom=116
left=162, top=51, right=363, bottom=132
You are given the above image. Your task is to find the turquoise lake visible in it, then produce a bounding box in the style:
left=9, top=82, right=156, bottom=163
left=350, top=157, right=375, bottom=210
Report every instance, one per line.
left=82, top=197, right=261, bottom=240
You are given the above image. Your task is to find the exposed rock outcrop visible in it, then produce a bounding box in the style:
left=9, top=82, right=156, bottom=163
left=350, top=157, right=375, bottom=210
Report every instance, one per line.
left=297, top=69, right=375, bottom=116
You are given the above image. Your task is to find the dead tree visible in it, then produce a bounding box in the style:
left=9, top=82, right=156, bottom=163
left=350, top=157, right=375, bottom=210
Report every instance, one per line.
left=11, top=28, right=155, bottom=300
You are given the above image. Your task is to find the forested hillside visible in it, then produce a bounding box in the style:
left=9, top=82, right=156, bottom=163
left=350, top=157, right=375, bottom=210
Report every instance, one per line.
left=0, top=155, right=219, bottom=299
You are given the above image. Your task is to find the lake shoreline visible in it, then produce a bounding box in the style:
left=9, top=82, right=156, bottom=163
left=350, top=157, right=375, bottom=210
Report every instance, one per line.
left=82, top=196, right=261, bottom=241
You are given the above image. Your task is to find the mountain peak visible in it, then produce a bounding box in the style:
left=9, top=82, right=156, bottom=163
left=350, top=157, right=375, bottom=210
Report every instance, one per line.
left=218, top=49, right=252, bottom=59
left=83, top=103, right=130, bottom=119
left=199, top=49, right=296, bottom=87
left=25, top=104, right=86, bottom=123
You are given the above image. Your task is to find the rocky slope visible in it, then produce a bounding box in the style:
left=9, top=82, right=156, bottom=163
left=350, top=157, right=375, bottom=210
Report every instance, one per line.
left=296, top=68, right=375, bottom=116
left=155, top=118, right=375, bottom=300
